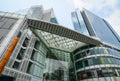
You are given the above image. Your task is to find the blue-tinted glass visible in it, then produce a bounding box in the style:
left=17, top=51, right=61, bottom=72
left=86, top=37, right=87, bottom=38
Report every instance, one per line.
left=71, top=12, right=81, bottom=33
left=99, top=48, right=104, bottom=54
left=76, top=11, right=89, bottom=35
left=93, top=57, right=102, bottom=65
left=71, top=11, right=89, bottom=35
left=84, top=9, right=120, bottom=47
left=90, top=48, right=95, bottom=55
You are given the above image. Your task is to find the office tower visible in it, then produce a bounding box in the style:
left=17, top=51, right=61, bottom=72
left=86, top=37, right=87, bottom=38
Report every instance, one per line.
left=0, top=7, right=120, bottom=81
left=27, top=5, right=58, bottom=24
left=72, top=9, right=120, bottom=47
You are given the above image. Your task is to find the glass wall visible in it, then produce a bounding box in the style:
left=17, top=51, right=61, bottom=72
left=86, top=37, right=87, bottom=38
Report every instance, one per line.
left=43, top=48, right=72, bottom=81
left=44, top=59, right=69, bottom=81
left=31, top=49, right=45, bottom=64
left=83, top=9, right=120, bottom=47
left=27, top=62, right=43, bottom=78
left=27, top=38, right=48, bottom=79
left=75, top=57, right=120, bottom=70
left=77, top=67, right=120, bottom=80
left=73, top=45, right=120, bottom=81
left=74, top=47, right=120, bottom=61
left=71, top=11, right=89, bottom=36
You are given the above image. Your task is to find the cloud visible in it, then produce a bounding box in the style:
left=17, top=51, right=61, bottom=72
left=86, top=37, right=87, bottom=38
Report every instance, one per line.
left=73, top=0, right=120, bottom=35
left=65, top=0, right=73, bottom=4
left=73, top=0, right=117, bottom=10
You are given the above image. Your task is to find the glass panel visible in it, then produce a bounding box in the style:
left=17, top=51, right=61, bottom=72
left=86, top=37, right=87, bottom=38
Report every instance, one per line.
left=99, top=47, right=105, bottom=54
left=34, top=40, right=40, bottom=49
left=82, top=59, right=89, bottom=67
left=22, top=37, right=29, bottom=47
left=44, top=58, right=69, bottom=81
left=16, top=48, right=25, bottom=60
left=76, top=61, right=83, bottom=69
left=115, top=59, right=120, bottom=65
left=74, top=53, right=81, bottom=60
left=12, top=61, right=20, bottom=69
left=27, top=62, right=43, bottom=77
left=90, top=48, right=95, bottom=55
left=95, top=47, right=99, bottom=54
left=93, top=57, right=102, bottom=65
left=103, top=57, right=112, bottom=64
left=88, top=58, right=94, bottom=65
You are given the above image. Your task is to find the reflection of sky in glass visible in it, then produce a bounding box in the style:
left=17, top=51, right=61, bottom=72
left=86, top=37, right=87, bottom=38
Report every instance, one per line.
left=44, top=58, right=69, bottom=73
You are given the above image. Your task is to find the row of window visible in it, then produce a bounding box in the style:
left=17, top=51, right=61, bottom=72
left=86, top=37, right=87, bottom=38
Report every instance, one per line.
left=75, top=56, right=120, bottom=70
left=27, top=62, right=43, bottom=77
left=12, top=61, right=21, bottom=69
left=13, top=33, right=27, bottom=69
left=74, top=47, right=120, bottom=60
left=16, top=36, right=30, bottom=60
left=73, top=45, right=95, bottom=54
left=31, top=49, right=46, bottom=65
left=77, top=67, right=120, bottom=80
left=34, top=40, right=48, bottom=55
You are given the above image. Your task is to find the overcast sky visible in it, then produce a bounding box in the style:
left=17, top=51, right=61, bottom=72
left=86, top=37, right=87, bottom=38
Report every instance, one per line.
left=0, top=0, right=120, bottom=35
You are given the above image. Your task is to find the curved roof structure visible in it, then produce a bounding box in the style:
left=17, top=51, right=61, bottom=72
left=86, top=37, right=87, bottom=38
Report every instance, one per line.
left=27, top=18, right=102, bottom=52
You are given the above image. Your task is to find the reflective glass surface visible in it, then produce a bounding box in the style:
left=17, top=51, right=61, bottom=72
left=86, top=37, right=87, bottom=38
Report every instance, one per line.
left=71, top=11, right=89, bottom=36
left=77, top=67, right=120, bottom=80
left=84, top=9, right=120, bottom=47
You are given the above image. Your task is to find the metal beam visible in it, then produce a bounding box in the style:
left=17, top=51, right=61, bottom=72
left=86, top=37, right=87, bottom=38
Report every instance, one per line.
left=27, top=18, right=102, bottom=46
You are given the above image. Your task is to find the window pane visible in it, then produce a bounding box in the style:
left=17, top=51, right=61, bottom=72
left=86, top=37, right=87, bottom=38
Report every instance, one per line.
left=82, top=59, right=89, bottom=67
left=76, top=61, right=83, bottom=69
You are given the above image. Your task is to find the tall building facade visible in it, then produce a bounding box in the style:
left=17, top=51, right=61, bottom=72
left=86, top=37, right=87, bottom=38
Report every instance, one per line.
left=72, top=9, right=120, bottom=81
left=72, top=9, right=120, bottom=47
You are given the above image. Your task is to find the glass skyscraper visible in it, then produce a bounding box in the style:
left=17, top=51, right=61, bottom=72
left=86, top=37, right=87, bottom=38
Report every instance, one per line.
left=72, top=9, right=120, bottom=47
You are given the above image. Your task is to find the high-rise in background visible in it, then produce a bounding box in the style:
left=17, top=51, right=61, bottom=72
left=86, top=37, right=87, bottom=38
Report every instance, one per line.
left=72, top=9, right=120, bottom=47
left=27, top=5, right=58, bottom=24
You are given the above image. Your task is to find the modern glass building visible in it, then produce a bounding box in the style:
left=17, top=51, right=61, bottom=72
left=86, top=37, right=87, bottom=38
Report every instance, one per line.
left=71, top=9, right=120, bottom=81
left=0, top=7, right=120, bottom=81
left=72, top=9, right=120, bottom=47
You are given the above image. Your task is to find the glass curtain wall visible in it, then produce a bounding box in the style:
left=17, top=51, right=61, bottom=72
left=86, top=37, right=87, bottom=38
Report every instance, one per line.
left=43, top=48, right=72, bottom=81
left=73, top=45, right=120, bottom=81
left=71, top=10, right=89, bottom=36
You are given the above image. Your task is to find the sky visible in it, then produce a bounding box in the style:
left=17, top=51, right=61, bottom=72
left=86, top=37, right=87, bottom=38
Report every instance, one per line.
left=0, top=0, right=120, bottom=35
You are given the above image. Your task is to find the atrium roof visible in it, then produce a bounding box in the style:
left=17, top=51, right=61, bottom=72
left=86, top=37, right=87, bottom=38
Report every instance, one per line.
left=27, top=18, right=102, bottom=52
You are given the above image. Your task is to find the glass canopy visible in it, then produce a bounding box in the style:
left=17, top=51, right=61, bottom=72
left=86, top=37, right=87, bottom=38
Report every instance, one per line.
left=28, top=18, right=102, bottom=52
